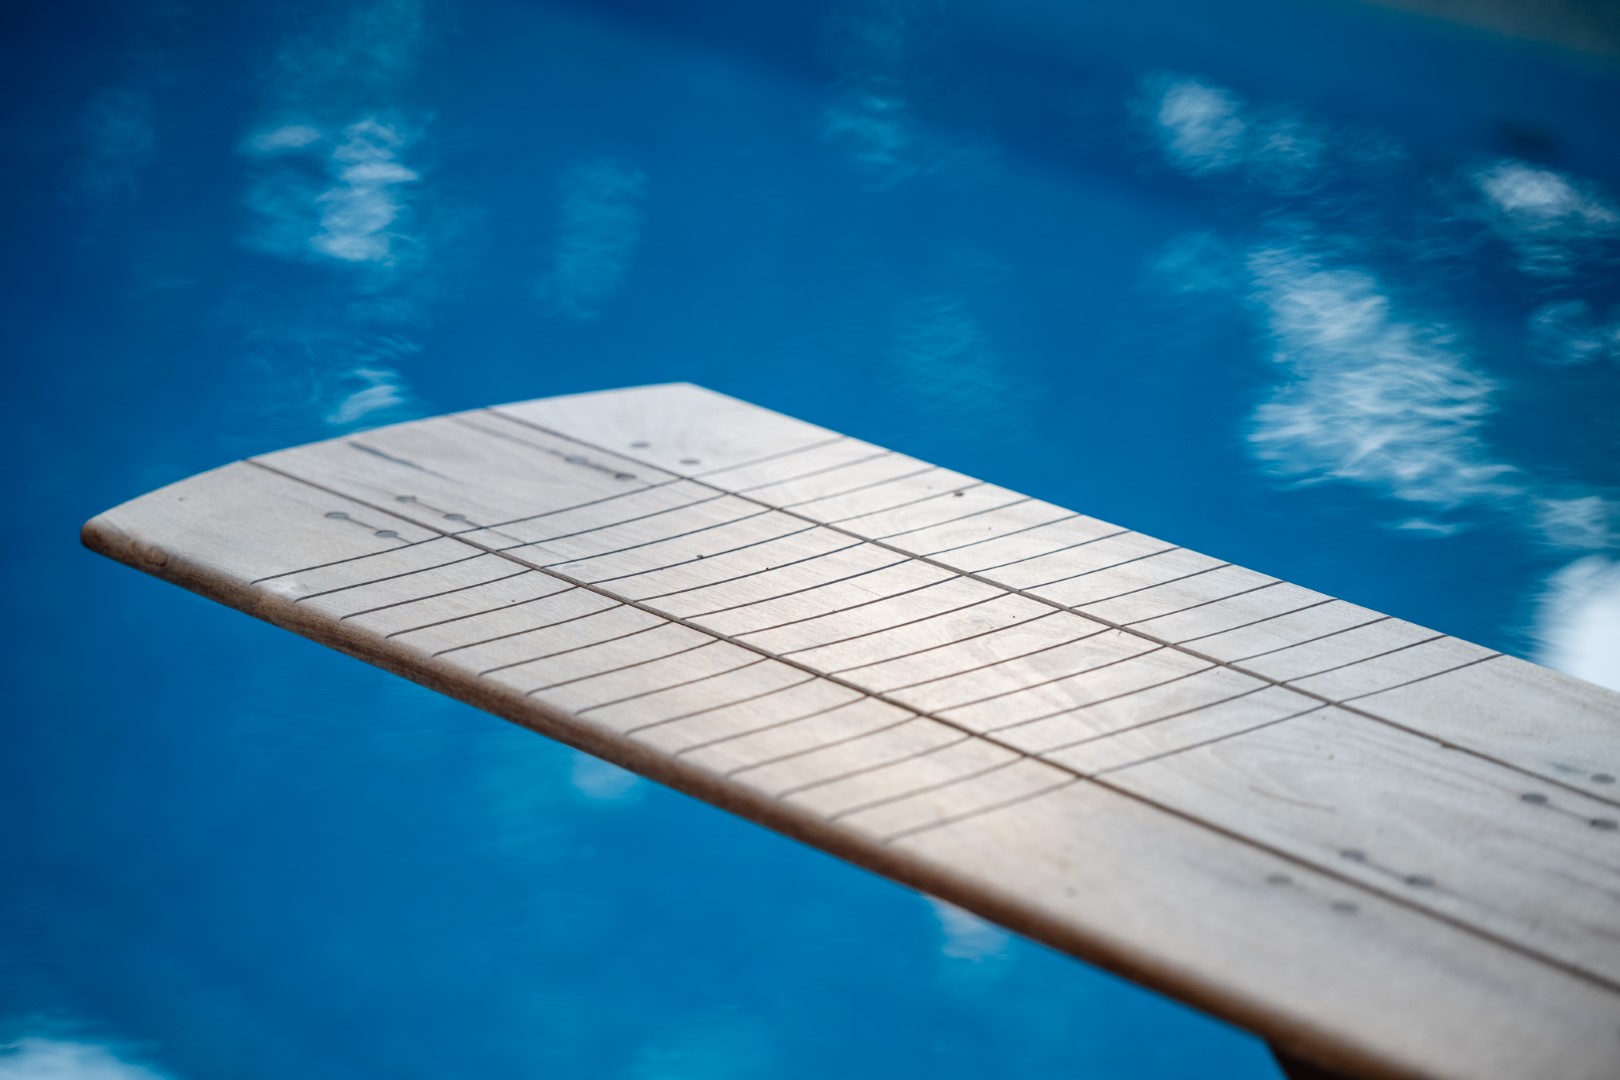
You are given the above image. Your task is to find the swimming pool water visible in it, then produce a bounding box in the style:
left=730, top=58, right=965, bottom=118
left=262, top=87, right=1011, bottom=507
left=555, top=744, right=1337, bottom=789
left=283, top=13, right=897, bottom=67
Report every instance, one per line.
left=5, top=1, right=1618, bottom=1077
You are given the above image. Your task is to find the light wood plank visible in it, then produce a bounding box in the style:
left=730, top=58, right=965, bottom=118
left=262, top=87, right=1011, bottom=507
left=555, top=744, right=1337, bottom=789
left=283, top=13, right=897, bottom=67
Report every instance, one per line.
left=491, top=383, right=839, bottom=475
left=733, top=454, right=937, bottom=512
left=729, top=717, right=968, bottom=798
left=634, top=678, right=871, bottom=758
left=990, top=666, right=1271, bottom=755
left=830, top=483, right=1037, bottom=543
left=795, top=466, right=983, bottom=525
left=702, top=437, right=883, bottom=492
left=1286, top=636, right=1496, bottom=701
left=455, top=478, right=720, bottom=552
left=1108, top=707, right=1620, bottom=985
left=390, top=585, right=618, bottom=658
left=543, top=506, right=810, bottom=582
left=1082, top=564, right=1279, bottom=627
left=1126, top=582, right=1332, bottom=645
left=916, top=513, right=1128, bottom=573
left=1049, top=686, right=1324, bottom=775
left=673, top=696, right=917, bottom=774
left=598, top=527, right=858, bottom=602
left=1181, top=597, right=1385, bottom=661
left=892, top=782, right=1620, bottom=1080
left=83, top=382, right=1620, bottom=1080
left=267, top=536, right=488, bottom=607
left=1235, top=617, right=1443, bottom=684
left=917, top=639, right=1195, bottom=726
left=257, top=413, right=672, bottom=528
left=739, top=577, right=1002, bottom=656
left=1025, top=547, right=1230, bottom=608
left=964, top=530, right=1176, bottom=591
left=536, top=639, right=763, bottom=714
left=778, top=593, right=1047, bottom=672
left=343, top=568, right=572, bottom=639
left=1353, top=654, right=1620, bottom=802
left=89, top=461, right=442, bottom=586
left=680, top=557, right=956, bottom=635
left=827, top=608, right=1090, bottom=693
left=840, top=756, right=1074, bottom=841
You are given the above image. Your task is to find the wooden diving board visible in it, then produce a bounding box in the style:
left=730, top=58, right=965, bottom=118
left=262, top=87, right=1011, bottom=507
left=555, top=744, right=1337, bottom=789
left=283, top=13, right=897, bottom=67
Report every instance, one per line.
left=82, top=384, right=1620, bottom=1080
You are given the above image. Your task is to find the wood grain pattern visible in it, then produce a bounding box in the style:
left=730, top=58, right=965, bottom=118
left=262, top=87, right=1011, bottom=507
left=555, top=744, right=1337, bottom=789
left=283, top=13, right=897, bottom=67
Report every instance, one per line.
left=84, top=383, right=1620, bottom=1080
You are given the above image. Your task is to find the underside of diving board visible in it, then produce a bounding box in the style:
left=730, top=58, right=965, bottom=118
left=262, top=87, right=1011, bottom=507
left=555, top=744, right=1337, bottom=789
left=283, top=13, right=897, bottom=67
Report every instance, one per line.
left=83, top=383, right=1620, bottom=1080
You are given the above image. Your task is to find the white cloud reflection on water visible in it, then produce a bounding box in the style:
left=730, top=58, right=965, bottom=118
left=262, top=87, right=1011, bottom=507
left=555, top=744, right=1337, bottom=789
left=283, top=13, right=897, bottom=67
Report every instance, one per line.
left=79, top=87, right=155, bottom=200
left=1141, top=73, right=1396, bottom=196
left=1245, top=248, right=1519, bottom=512
left=1534, top=557, right=1620, bottom=692
left=891, top=294, right=1028, bottom=429
left=1526, top=299, right=1620, bottom=367
left=242, top=117, right=422, bottom=268
left=627, top=1014, right=774, bottom=1080
left=569, top=752, right=647, bottom=804
left=1141, top=71, right=1620, bottom=686
left=232, top=1, right=438, bottom=435
left=1148, top=76, right=1247, bottom=176
left=820, top=0, right=996, bottom=189
left=539, top=156, right=648, bottom=321
left=1468, top=159, right=1620, bottom=278
left=926, top=898, right=1010, bottom=962
left=0, top=1037, right=172, bottom=1080
left=324, top=365, right=413, bottom=427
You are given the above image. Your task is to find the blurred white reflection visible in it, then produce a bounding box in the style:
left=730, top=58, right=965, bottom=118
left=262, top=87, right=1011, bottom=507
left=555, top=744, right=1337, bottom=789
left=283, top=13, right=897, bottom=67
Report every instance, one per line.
left=0, top=1037, right=172, bottom=1080
left=1535, top=557, right=1620, bottom=692
left=927, top=898, right=1010, bottom=961
left=570, top=751, right=647, bottom=804
left=1245, top=248, right=1518, bottom=510
left=324, top=365, right=412, bottom=427
left=1535, top=495, right=1615, bottom=550
left=821, top=0, right=996, bottom=188
left=1527, top=299, right=1620, bottom=366
left=1142, top=74, right=1344, bottom=193
left=1469, top=160, right=1620, bottom=277
left=539, top=157, right=648, bottom=321
left=627, top=1014, right=774, bottom=1080
left=1140, top=69, right=1620, bottom=692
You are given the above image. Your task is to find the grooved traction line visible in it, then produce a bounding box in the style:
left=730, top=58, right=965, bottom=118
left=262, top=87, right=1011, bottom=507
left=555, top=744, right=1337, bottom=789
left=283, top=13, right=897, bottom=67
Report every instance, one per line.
left=338, top=566, right=531, bottom=621
left=617, top=673, right=824, bottom=735
left=291, top=551, right=487, bottom=603
left=1272, top=633, right=1447, bottom=686
left=635, top=539, right=867, bottom=602
left=732, top=448, right=894, bottom=492
left=829, top=481, right=990, bottom=526
left=770, top=732, right=973, bottom=799
left=781, top=465, right=941, bottom=510
left=1122, top=579, right=1282, bottom=628
left=824, top=606, right=1062, bottom=676
left=962, top=526, right=1134, bottom=575
left=382, top=575, right=570, bottom=639
left=490, top=490, right=732, bottom=551
left=691, top=434, right=852, bottom=479
left=1092, top=703, right=1333, bottom=776
left=777, top=591, right=1012, bottom=660
left=874, top=494, right=1035, bottom=542
left=429, top=593, right=621, bottom=657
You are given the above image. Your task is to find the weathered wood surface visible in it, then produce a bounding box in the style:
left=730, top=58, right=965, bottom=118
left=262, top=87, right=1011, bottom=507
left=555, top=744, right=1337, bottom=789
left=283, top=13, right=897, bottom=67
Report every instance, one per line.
left=83, top=383, right=1620, bottom=1080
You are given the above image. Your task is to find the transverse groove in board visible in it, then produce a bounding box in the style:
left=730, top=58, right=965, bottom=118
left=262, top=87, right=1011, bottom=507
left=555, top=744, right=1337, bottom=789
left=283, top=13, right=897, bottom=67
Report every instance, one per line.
left=82, top=383, right=1620, bottom=1080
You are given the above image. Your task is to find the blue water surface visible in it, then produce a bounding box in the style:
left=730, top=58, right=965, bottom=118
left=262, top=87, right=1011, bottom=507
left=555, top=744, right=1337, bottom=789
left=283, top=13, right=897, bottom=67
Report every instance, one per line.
left=5, top=1, right=1619, bottom=1077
